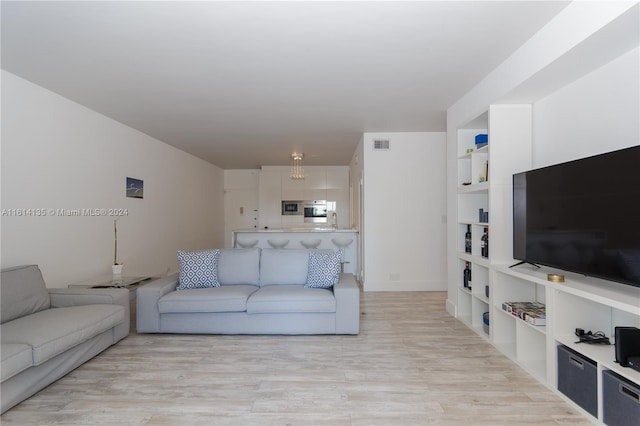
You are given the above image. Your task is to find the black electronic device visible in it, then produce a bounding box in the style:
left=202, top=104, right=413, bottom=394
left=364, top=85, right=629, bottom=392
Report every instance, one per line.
left=575, top=328, right=610, bottom=345
left=614, top=326, right=640, bottom=367
left=512, top=145, right=640, bottom=288
left=627, top=356, right=640, bottom=373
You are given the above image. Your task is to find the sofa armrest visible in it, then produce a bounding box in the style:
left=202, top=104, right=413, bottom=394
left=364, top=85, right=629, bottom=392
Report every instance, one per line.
left=48, top=287, right=130, bottom=341
left=49, top=287, right=129, bottom=308
left=333, top=273, right=360, bottom=334
left=136, top=273, right=178, bottom=333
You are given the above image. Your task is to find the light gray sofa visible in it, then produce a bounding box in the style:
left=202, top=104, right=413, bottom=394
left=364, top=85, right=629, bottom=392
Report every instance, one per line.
left=137, top=248, right=360, bottom=335
left=1, top=265, right=130, bottom=414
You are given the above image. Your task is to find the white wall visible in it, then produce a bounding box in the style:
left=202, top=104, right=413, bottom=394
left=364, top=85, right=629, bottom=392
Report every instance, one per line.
left=533, top=47, right=639, bottom=166
left=1, top=71, right=224, bottom=287
left=362, top=132, right=447, bottom=292
left=349, top=136, right=365, bottom=279
left=223, top=169, right=260, bottom=247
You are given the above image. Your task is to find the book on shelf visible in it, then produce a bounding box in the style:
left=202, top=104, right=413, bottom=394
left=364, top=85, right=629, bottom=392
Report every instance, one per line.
left=501, top=301, right=546, bottom=326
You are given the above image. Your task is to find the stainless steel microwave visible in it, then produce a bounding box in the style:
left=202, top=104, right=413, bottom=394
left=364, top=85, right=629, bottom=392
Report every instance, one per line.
left=281, top=200, right=303, bottom=216
left=303, top=200, right=327, bottom=223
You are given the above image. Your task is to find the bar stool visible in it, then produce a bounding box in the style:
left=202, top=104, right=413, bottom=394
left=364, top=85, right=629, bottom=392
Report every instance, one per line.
left=300, top=239, right=321, bottom=249
left=236, top=239, right=258, bottom=248
left=331, top=237, right=353, bottom=273
left=267, top=239, right=289, bottom=249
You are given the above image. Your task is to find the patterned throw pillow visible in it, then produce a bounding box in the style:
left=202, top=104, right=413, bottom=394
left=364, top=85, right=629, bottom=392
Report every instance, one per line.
left=305, top=250, right=341, bottom=288
left=176, top=249, right=221, bottom=290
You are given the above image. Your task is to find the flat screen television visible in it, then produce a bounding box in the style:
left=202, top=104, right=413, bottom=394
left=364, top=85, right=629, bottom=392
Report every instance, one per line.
left=512, top=145, right=640, bottom=287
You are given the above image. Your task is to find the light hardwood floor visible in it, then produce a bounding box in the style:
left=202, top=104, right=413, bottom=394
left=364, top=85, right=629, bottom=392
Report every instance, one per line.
left=1, top=291, right=592, bottom=425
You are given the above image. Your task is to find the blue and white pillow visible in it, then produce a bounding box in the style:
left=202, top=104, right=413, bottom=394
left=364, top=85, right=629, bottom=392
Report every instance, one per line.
left=176, top=249, right=221, bottom=290
left=305, top=250, right=341, bottom=288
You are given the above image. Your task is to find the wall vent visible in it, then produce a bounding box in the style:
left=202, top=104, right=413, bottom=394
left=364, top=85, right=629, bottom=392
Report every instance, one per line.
left=373, top=139, right=390, bottom=150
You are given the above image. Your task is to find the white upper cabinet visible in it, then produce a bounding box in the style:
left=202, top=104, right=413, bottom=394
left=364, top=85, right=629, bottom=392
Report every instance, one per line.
left=259, top=166, right=350, bottom=226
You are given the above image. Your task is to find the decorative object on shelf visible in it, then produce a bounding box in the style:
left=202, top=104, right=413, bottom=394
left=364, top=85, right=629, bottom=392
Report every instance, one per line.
left=479, top=208, right=488, bottom=223
left=463, top=261, right=471, bottom=289
left=464, top=225, right=472, bottom=254
left=112, top=219, right=123, bottom=276
left=475, top=133, right=488, bottom=149
left=290, top=153, right=304, bottom=180
left=547, top=273, right=565, bottom=283
left=126, top=177, right=144, bottom=199
left=481, top=227, right=489, bottom=258
left=478, top=160, right=489, bottom=183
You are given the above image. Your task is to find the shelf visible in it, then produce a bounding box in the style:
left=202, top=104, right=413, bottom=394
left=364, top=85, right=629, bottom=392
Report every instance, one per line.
left=457, top=221, right=489, bottom=227
left=457, top=182, right=489, bottom=193
left=496, top=307, right=547, bottom=335
left=474, top=293, right=489, bottom=305
left=494, top=304, right=546, bottom=335
left=495, top=264, right=640, bottom=316
left=452, top=99, right=640, bottom=424
left=457, top=145, right=489, bottom=160
left=457, top=252, right=490, bottom=267
left=556, top=335, right=640, bottom=385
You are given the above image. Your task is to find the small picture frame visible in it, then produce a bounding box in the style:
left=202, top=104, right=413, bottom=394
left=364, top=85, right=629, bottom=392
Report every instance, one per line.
left=126, top=177, right=143, bottom=199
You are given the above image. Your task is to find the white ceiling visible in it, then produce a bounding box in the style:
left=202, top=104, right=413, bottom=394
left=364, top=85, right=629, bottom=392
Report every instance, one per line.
left=1, top=1, right=569, bottom=169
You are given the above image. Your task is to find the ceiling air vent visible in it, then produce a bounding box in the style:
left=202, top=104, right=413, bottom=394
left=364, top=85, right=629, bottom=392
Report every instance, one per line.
left=373, top=139, right=390, bottom=150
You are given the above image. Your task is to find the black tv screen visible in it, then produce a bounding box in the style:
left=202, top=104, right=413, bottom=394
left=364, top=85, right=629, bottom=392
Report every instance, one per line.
left=513, top=145, right=640, bottom=287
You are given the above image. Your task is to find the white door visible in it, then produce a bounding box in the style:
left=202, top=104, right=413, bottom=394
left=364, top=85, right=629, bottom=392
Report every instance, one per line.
left=224, top=189, right=259, bottom=247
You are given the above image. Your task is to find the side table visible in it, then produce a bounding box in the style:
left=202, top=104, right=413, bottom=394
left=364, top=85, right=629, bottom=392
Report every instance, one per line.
left=69, top=275, right=158, bottom=331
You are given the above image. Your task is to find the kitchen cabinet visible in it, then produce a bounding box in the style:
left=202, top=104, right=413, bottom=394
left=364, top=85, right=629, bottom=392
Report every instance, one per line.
left=259, top=166, right=350, bottom=228
left=258, top=170, right=282, bottom=229
left=326, top=188, right=349, bottom=228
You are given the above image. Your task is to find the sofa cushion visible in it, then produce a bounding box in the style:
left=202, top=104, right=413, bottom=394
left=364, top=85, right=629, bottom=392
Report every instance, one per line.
left=305, top=250, right=342, bottom=288
left=176, top=249, right=221, bottom=290
left=259, top=249, right=311, bottom=286
left=158, top=285, right=259, bottom=313
left=247, top=285, right=336, bottom=314
left=1, top=265, right=51, bottom=324
left=1, top=343, right=32, bottom=382
left=1, top=304, right=124, bottom=365
left=217, top=248, right=261, bottom=286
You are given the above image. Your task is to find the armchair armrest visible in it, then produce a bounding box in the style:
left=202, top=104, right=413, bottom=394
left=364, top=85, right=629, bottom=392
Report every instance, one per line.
left=48, top=287, right=130, bottom=340
left=333, top=273, right=360, bottom=334
left=136, top=273, right=178, bottom=333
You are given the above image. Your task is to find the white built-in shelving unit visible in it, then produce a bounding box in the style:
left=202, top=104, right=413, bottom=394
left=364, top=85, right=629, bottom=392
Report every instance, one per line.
left=453, top=105, right=640, bottom=424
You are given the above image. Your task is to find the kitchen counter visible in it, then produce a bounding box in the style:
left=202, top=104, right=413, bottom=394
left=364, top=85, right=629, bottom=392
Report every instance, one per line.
left=234, top=227, right=358, bottom=233
left=232, top=228, right=359, bottom=276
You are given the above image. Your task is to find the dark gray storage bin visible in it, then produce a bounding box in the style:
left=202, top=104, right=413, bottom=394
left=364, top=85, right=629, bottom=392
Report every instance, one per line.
left=557, top=345, right=598, bottom=417
left=603, top=370, right=640, bottom=426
